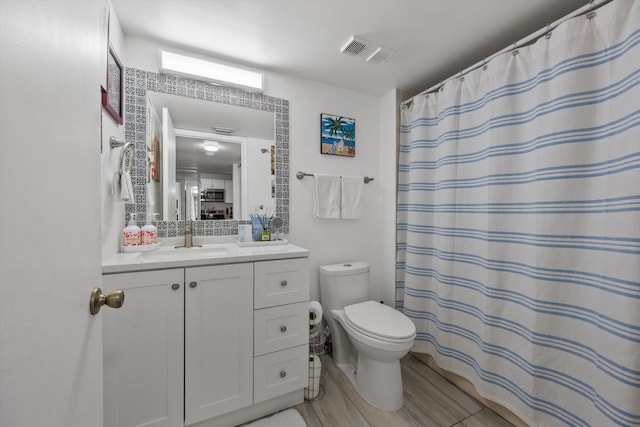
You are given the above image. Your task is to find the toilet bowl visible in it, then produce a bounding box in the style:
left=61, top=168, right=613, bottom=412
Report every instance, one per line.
left=331, top=301, right=415, bottom=411
left=319, top=263, right=416, bottom=412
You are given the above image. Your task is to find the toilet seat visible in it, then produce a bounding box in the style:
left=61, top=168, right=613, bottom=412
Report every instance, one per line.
left=344, top=301, right=416, bottom=343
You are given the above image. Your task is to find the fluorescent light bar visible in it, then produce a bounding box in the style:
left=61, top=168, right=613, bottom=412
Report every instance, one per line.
left=161, top=51, right=263, bottom=92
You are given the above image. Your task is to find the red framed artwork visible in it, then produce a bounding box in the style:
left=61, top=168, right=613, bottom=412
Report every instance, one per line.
left=102, top=44, right=123, bottom=124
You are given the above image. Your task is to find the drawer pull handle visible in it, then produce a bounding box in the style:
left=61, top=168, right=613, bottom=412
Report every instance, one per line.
left=189, top=281, right=197, bottom=288
left=280, top=325, right=287, bottom=333
left=281, top=280, right=288, bottom=287
left=280, top=370, right=287, bottom=378
left=171, top=283, right=180, bottom=290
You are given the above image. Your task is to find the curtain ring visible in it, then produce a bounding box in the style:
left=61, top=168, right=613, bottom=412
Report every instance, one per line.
left=586, top=0, right=597, bottom=19
left=511, top=42, right=519, bottom=56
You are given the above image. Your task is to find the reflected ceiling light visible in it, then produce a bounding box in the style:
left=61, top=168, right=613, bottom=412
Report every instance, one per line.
left=203, top=143, right=219, bottom=153
left=161, top=51, right=264, bottom=92
left=203, top=141, right=220, bottom=153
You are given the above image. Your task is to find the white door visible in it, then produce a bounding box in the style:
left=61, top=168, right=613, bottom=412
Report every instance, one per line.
left=241, top=138, right=275, bottom=217
left=0, top=1, right=104, bottom=426
left=162, top=108, right=178, bottom=220
left=184, top=264, right=254, bottom=425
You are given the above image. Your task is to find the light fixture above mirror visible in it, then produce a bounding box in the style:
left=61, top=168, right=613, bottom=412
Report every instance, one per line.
left=160, top=51, right=264, bottom=92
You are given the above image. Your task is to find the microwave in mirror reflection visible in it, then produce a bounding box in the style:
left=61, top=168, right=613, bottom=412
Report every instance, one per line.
left=201, top=189, right=225, bottom=202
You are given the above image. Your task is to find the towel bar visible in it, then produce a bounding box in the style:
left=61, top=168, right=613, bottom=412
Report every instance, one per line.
left=109, top=136, right=127, bottom=149
left=117, top=141, right=135, bottom=175
left=296, top=171, right=373, bottom=184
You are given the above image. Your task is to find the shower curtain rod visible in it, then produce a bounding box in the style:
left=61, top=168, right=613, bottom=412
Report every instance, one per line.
left=402, top=0, right=610, bottom=106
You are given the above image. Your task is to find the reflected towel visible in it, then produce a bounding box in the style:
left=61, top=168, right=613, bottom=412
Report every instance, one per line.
left=120, top=171, right=135, bottom=202
left=313, top=173, right=341, bottom=219
left=341, top=175, right=363, bottom=219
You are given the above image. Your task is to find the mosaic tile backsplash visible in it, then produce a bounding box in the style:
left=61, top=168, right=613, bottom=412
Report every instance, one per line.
left=123, top=67, right=290, bottom=237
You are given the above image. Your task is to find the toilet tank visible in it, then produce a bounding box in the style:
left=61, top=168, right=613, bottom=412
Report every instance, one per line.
left=319, top=262, right=370, bottom=312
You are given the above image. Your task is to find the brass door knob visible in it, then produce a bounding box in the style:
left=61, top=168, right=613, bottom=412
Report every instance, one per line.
left=280, top=370, right=287, bottom=378
left=89, top=287, right=124, bottom=315
left=280, top=280, right=288, bottom=287
left=189, top=281, right=197, bottom=288
left=280, top=325, right=287, bottom=333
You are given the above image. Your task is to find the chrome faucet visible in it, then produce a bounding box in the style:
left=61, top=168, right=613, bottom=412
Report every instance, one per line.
left=175, top=220, right=201, bottom=249
left=184, top=220, right=193, bottom=248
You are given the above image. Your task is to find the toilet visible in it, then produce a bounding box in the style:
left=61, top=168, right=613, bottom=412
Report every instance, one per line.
left=319, top=262, right=416, bottom=411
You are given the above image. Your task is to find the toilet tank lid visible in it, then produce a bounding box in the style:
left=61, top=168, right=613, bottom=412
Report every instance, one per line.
left=320, top=262, right=369, bottom=276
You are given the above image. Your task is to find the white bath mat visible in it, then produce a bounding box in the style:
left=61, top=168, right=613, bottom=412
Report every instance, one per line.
left=244, top=408, right=306, bottom=427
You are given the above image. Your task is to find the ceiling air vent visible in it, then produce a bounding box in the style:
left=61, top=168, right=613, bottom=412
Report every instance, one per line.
left=340, top=36, right=393, bottom=63
left=341, top=36, right=376, bottom=58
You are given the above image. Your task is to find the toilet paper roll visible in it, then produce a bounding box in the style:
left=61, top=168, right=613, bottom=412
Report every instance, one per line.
left=309, top=301, right=323, bottom=325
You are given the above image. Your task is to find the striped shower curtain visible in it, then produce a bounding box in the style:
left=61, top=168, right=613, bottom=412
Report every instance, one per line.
left=396, top=1, right=640, bottom=426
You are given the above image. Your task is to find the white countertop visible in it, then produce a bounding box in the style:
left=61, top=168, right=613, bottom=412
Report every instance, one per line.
left=102, top=239, right=310, bottom=274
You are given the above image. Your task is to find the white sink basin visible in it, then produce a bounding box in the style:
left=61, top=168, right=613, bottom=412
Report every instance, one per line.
left=141, top=244, right=231, bottom=259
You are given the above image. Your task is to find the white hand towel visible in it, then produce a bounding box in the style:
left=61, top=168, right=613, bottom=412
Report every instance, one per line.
left=120, top=171, right=135, bottom=202
left=340, top=175, right=363, bottom=219
left=313, top=174, right=341, bottom=219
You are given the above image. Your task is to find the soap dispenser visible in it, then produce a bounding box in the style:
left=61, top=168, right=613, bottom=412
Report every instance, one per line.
left=123, top=213, right=141, bottom=247
left=141, top=213, right=158, bottom=245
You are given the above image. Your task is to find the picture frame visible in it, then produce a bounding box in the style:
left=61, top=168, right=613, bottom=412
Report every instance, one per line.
left=321, top=113, right=355, bottom=157
left=102, top=44, right=123, bottom=124
left=150, top=136, right=160, bottom=182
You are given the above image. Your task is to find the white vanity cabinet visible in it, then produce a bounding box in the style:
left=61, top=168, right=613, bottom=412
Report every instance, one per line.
left=102, top=247, right=310, bottom=427
left=102, top=269, right=185, bottom=427
left=184, top=263, right=253, bottom=425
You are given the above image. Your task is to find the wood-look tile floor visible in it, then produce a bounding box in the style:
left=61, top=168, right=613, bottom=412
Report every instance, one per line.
left=295, top=354, right=514, bottom=427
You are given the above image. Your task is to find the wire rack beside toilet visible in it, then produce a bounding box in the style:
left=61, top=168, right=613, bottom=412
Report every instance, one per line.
left=305, top=308, right=326, bottom=401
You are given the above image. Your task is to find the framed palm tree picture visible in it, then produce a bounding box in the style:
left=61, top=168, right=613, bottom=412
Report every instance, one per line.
left=321, top=113, right=355, bottom=157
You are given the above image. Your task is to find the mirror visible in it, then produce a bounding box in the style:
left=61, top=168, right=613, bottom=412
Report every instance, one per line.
left=123, top=67, right=290, bottom=235
left=146, top=92, right=275, bottom=221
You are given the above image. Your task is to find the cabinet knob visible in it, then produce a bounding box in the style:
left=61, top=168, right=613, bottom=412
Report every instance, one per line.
left=280, top=280, right=288, bottom=287
left=171, top=283, right=180, bottom=290
left=279, top=370, right=287, bottom=378
left=280, top=325, right=287, bottom=333
left=189, top=281, right=197, bottom=288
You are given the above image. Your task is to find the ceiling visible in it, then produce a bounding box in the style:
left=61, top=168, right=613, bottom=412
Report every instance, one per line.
left=111, top=0, right=587, bottom=97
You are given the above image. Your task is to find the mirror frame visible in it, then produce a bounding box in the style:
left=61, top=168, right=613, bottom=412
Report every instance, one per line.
left=123, top=67, right=289, bottom=236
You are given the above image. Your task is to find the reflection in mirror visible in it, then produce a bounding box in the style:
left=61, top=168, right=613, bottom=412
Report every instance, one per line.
left=146, top=92, right=276, bottom=221
left=124, top=68, right=290, bottom=236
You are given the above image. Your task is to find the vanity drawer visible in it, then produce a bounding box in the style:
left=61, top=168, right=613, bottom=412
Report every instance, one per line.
left=254, top=258, right=309, bottom=309
left=253, top=345, right=308, bottom=404
left=254, top=302, right=308, bottom=356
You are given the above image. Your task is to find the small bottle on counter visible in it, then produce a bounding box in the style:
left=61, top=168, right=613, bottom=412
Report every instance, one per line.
left=141, top=213, right=158, bottom=245
left=123, top=213, right=141, bottom=247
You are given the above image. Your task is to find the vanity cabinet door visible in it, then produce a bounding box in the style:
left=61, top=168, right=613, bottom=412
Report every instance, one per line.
left=103, top=269, right=184, bottom=427
left=184, top=263, right=254, bottom=425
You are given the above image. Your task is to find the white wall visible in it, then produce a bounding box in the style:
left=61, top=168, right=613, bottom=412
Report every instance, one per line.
left=117, top=37, right=399, bottom=303
left=378, top=89, right=407, bottom=306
